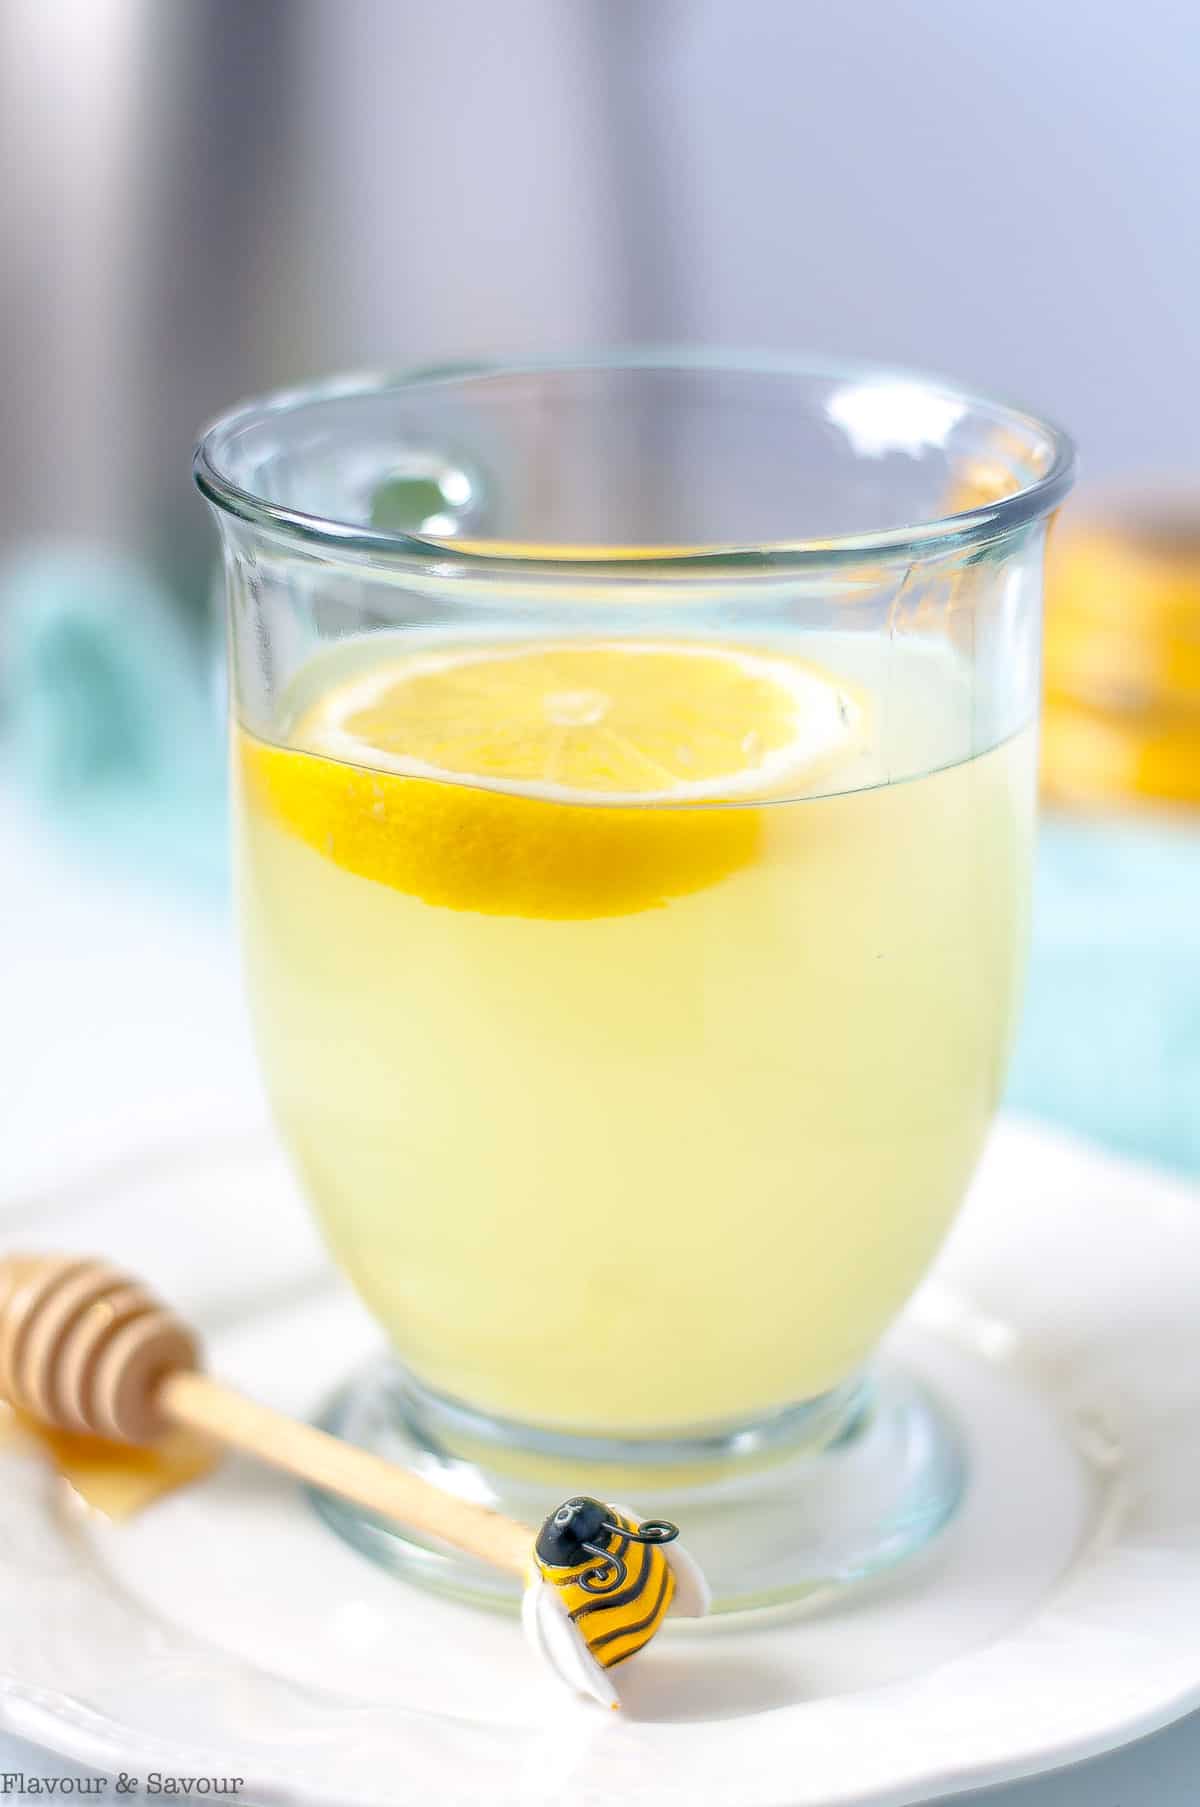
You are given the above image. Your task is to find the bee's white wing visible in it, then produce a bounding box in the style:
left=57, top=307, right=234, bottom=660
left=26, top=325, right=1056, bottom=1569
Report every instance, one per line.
left=522, top=1577, right=620, bottom=1710
left=661, top=1537, right=711, bottom=1617
left=610, top=1501, right=710, bottom=1620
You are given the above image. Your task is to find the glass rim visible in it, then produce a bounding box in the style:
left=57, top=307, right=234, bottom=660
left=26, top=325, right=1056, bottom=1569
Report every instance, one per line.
left=193, top=348, right=1076, bottom=574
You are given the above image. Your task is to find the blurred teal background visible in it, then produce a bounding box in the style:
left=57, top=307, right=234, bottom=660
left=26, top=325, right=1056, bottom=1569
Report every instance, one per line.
left=1010, top=816, right=1200, bottom=1176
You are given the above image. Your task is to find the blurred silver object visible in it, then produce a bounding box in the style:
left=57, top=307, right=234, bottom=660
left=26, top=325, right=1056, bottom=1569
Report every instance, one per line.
left=0, top=0, right=635, bottom=610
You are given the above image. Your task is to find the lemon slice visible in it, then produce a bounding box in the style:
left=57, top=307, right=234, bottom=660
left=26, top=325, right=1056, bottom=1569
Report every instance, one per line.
left=295, top=641, right=863, bottom=803
left=241, top=641, right=866, bottom=920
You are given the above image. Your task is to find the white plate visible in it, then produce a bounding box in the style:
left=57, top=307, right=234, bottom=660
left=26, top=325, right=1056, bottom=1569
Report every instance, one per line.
left=0, top=1120, right=1197, bottom=1807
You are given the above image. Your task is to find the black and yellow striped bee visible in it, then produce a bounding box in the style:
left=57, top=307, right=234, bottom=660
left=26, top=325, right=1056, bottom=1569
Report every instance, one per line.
left=523, top=1496, right=709, bottom=1707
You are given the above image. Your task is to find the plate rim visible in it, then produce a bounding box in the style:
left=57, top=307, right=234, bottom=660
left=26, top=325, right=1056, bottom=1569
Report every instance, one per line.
left=2, top=1661, right=1199, bottom=1807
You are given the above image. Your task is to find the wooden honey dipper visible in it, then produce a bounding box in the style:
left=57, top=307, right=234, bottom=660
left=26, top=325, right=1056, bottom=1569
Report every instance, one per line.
left=0, top=1252, right=531, bottom=1573
left=0, top=1253, right=709, bottom=1706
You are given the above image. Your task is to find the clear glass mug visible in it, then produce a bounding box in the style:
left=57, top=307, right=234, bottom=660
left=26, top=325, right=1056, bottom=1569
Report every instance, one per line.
left=196, top=356, right=1073, bottom=1609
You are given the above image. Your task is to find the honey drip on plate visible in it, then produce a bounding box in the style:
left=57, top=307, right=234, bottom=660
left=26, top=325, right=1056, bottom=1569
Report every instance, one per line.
left=0, top=1399, right=218, bottom=1519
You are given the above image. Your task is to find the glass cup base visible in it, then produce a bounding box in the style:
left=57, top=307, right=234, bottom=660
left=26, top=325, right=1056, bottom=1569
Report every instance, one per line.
left=310, top=1358, right=965, bottom=1614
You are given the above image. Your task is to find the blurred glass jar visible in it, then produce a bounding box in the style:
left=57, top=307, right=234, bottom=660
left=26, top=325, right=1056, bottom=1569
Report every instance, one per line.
left=1042, top=487, right=1200, bottom=807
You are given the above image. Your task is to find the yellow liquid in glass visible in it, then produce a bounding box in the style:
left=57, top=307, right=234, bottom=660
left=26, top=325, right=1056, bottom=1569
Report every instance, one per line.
left=236, top=634, right=1034, bottom=1433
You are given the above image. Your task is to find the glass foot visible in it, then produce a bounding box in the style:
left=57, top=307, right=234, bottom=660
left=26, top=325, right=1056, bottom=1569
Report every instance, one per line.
left=311, top=1359, right=965, bottom=1614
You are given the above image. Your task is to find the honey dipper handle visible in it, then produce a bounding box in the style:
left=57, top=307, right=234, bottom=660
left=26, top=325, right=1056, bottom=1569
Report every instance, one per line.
left=157, top=1369, right=532, bottom=1576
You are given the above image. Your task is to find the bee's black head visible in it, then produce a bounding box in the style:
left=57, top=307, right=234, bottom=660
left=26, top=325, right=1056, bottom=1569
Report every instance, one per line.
left=536, top=1495, right=612, bottom=1568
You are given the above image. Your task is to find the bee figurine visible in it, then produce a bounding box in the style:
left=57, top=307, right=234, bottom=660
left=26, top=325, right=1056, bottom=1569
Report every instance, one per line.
left=522, top=1496, right=710, bottom=1708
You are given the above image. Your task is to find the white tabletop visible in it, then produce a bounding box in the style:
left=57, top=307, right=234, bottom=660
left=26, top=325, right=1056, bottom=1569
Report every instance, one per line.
left=1, top=791, right=1196, bottom=1805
